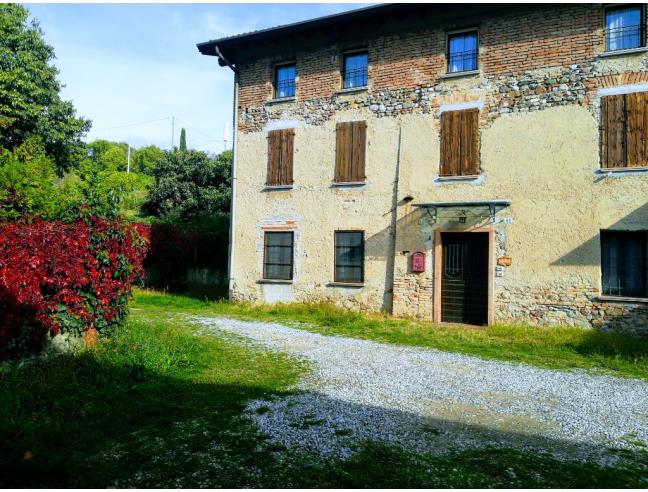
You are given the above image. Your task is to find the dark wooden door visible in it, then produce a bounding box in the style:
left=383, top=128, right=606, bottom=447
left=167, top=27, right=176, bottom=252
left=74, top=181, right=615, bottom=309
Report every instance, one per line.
left=441, top=232, right=489, bottom=325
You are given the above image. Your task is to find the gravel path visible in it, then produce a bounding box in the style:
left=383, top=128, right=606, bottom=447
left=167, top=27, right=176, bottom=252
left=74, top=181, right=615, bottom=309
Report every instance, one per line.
left=194, top=317, right=648, bottom=462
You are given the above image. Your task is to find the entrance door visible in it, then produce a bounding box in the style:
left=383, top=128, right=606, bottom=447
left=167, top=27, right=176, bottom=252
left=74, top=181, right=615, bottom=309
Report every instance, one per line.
left=441, top=232, right=489, bottom=325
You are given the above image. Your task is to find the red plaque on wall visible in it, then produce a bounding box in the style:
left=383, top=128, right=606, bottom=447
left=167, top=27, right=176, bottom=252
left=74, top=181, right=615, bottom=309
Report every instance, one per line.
left=411, top=251, right=425, bottom=273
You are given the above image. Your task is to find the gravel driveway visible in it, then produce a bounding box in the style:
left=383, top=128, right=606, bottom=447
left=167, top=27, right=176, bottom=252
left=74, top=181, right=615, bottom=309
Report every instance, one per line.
left=194, top=317, right=648, bottom=462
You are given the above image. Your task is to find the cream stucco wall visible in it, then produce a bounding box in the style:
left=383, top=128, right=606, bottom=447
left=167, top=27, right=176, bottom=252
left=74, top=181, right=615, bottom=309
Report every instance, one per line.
left=231, top=81, right=648, bottom=332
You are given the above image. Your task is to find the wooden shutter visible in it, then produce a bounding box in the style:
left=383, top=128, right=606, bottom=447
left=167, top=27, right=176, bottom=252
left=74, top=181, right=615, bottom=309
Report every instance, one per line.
left=266, top=129, right=294, bottom=185
left=335, top=122, right=353, bottom=182
left=351, top=121, right=367, bottom=181
left=626, top=91, right=648, bottom=168
left=601, top=94, right=627, bottom=168
left=440, top=109, right=479, bottom=176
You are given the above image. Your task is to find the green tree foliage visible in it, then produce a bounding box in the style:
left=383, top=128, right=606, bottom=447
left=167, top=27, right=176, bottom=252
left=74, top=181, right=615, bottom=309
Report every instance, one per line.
left=145, top=149, right=231, bottom=220
left=132, top=145, right=164, bottom=175
left=0, top=4, right=91, bottom=172
left=179, top=128, right=187, bottom=151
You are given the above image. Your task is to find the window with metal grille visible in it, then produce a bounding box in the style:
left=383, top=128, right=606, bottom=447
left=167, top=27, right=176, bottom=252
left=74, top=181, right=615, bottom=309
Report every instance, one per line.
left=343, top=52, right=368, bottom=89
left=263, top=231, right=294, bottom=280
left=605, top=5, right=644, bottom=52
left=447, top=31, right=478, bottom=73
left=601, top=230, right=647, bottom=297
left=334, top=231, right=364, bottom=283
left=275, top=64, right=296, bottom=98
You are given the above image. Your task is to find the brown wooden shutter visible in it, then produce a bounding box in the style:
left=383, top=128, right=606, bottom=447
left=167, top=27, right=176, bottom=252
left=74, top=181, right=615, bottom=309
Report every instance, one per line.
left=280, top=129, right=294, bottom=184
left=625, top=91, right=648, bottom=168
left=460, top=109, right=480, bottom=175
left=440, top=111, right=461, bottom=176
left=267, top=130, right=282, bottom=185
left=601, top=94, right=627, bottom=168
left=267, top=129, right=294, bottom=185
left=335, top=122, right=353, bottom=182
left=351, top=121, right=367, bottom=181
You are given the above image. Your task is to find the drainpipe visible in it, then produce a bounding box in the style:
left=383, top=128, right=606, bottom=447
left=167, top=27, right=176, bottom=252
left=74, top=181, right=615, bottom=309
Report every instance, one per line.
left=214, top=46, right=239, bottom=301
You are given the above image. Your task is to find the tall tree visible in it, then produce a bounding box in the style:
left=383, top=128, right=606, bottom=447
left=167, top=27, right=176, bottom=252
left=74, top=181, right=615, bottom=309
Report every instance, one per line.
left=179, top=128, right=187, bottom=151
left=0, top=4, right=90, bottom=172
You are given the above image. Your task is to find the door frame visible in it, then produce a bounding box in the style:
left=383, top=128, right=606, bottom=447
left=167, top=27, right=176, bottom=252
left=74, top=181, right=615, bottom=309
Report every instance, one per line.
left=433, top=226, right=495, bottom=325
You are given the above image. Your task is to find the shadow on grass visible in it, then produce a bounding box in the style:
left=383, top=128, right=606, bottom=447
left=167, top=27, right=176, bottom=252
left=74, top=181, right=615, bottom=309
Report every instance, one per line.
left=0, top=350, right=647, bottom=488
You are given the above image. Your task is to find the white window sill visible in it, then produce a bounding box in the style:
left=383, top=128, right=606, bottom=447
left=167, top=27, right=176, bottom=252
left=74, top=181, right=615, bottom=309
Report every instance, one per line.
left=331, top=181, right=367, bottom=188
left=439, top=70, right=480, bottom=80
left=595, top=167, right=648, bottom=175
left=336, top=86, right=368, bottom=95
left=257, top=279, right=293, bottom=285
left=263, top=184, right=294, bottom=191
left=327, top=282, right=364, bottom=288
left=597, top=47, right=648, bottom=58
left=598, top=295, right=648, bottom=304
left=266, top=96, right=295, bottom=105
left=435, top=174, right=481, bottom=182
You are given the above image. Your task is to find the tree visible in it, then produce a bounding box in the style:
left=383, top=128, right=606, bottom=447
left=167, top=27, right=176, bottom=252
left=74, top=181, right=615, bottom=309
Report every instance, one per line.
left=132, top=145, right=164, bottom=175
left=145, top=149, right=231, bottom=220
left=179, top=128, right=187, bottom=151
left=0, top=4, right=91, bottom=172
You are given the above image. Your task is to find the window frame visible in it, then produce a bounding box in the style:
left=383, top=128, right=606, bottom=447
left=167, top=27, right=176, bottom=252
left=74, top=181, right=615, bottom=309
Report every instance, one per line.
left=604, top=4, right=645, bottom=52
left=342, top=51, right=369, bottom=89
left=274, top=62, right=297, bottom=99
left=334, top=230, right=365, bottom=284
left=599, top=91, right=648, bottom=169
left=263, top=231, right=294, bottom=281
left=600, top=230, right=648, bottom=298
left=446, top=29, right=479, bottom=74
left=439, top=108, right=480, bottom=177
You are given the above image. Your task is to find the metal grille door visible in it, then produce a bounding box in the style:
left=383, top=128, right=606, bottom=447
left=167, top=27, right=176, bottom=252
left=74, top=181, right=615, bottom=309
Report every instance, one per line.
left=441, top=232, right=489, bottom=325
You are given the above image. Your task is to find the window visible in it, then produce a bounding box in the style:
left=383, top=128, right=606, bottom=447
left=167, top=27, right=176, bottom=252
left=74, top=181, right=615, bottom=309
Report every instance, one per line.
left=334, top=231, right=364, bottom=283
left=605, top=5, right=644, bottom=52
left=343, top=52, right=368, bottom=89
left=600, top=92, right=648, bottom=168
left=447, top=31, right=478, bottom=73
left=275, top=64, right=296, bottom=98
left=439, top=109, right=480, bottom=176
left=601, top=230, right=647, bottom=297
left=335, top=121, right=367, bottom=182
left=263, top=231, right=294, bottom=280
left=266, top=129, right=294, bottom=186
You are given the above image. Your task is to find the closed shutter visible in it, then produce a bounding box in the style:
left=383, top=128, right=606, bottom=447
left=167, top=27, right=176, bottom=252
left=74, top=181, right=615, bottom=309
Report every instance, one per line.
left=626, top=91, right=648, bottom=168
left=460, top=109, right=480, bottom=175
left=266, top=129, right=294, bottom=185
left=440, top=110, right=478, bottom=176
left=601, top=94, right=627, bottom=168
left=351, top=121, right=367, bottom=181
left=335, top=121, right=366, bottom=182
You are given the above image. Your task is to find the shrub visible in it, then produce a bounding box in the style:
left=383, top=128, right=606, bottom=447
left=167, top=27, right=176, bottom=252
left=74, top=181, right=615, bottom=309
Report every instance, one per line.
left=0, top=216, right=149, bottom=359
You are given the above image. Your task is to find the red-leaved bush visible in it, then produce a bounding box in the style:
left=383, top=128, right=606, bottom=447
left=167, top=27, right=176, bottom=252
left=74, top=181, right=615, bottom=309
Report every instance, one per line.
left=0, top=217, right=149, bottom=359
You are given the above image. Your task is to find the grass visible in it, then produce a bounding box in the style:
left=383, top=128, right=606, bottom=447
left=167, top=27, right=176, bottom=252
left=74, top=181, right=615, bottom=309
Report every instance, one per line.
left=132, top=288, right=648, bottom=380
left=0, top=292, right=646, bottom=487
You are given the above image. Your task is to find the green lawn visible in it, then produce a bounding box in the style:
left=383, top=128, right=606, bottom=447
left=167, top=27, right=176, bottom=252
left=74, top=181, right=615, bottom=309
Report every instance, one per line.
left=132, top=288, right=648, bottom=380
left=0, top=291, right=646, bottom=487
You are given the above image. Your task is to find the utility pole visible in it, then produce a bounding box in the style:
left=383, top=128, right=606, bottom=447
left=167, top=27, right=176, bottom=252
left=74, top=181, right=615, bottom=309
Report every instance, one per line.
left=126, top=139, right=131, bottom=173
left=171, top=116, right=175, bottom=149
left=223, top=121, right=229, bottom=151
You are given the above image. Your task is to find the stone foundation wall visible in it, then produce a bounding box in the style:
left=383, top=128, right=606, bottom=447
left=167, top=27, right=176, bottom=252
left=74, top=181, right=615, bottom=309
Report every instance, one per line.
left=392, top=273, right=433, bottom=319
left=495, top=285, right=648, bottom=335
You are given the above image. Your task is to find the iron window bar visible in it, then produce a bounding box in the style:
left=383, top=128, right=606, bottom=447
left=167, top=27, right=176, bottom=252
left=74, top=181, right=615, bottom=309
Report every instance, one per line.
left=343, top=66, right=368, bottom=89
left=605, top=23, right=645, bottom=51
left=448, top=49, right=478, bottom=72
left=275, top=79, right=296, bottom=98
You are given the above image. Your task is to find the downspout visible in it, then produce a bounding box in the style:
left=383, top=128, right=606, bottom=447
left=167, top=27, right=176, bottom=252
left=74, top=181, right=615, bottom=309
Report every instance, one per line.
left=214, top=46, right=239, bottom=301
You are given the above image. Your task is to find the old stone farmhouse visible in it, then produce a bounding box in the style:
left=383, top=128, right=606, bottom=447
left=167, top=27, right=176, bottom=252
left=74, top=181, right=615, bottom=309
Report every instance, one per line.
left=199, top=3, right=648, bottom=332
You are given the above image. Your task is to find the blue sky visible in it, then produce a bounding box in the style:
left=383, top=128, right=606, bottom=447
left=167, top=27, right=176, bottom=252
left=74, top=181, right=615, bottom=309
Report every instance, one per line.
left=26, top=3, right=368, bottom=154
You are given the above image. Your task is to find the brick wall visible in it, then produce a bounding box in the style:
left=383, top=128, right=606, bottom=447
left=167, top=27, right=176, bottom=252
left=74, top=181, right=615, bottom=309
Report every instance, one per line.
left=237, top=4, right=615, bottom=115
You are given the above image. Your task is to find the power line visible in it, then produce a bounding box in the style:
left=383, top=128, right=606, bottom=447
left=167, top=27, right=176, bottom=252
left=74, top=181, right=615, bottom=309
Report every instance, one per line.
left=89, top=116, right=171, bottom=133
left=175, top=117, right=220, bottom=142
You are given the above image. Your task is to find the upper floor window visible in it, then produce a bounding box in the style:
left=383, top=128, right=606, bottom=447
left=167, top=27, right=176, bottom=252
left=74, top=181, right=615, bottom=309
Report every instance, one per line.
left=343, top=52, right=368, bottom=89
left=447, top=31, right=478, bottom=73
left=335, top=121, right=367, bottom=183
left=600, top=92, right=648, bottom=169
left=275, top=63, right=296, bottom=98
left=601, top=230, right=647, bottom=298
left=266, top=129, right=294, bottom=186
left=439, top=109, right=480, bottom=176
left=605, top=5, right=644, bottom=51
